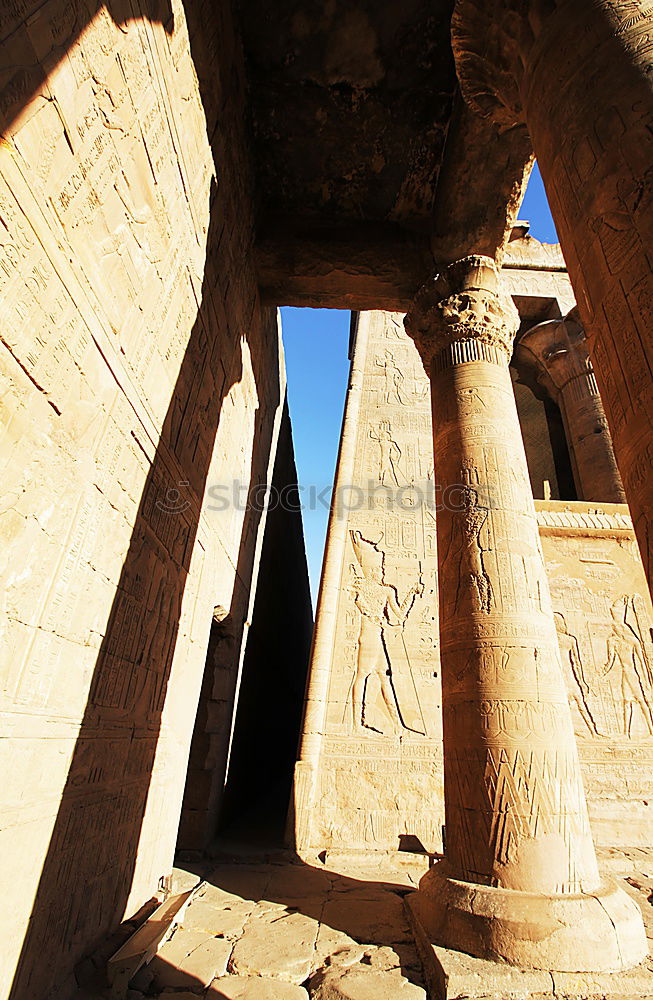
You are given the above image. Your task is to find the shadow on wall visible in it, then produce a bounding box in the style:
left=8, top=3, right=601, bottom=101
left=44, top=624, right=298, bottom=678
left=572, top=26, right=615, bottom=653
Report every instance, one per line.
left=5, top=2, right=281, bottom=997
left=217, top=400, right=314, bottom=847
left=173, top=401, right=315, bottom=858
left=1, top=0, right=175, bottom=140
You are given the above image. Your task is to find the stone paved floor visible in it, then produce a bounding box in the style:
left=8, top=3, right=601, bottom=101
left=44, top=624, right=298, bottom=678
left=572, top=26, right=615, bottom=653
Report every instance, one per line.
left=135, top=850, right=429, bottom=1000
left=75, top=847, right=653, bottom=1000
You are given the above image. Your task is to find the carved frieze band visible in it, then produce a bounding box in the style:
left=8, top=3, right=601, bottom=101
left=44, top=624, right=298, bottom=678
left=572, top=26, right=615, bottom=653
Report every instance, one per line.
left=432, top=338, right=512, bottom=373
left=536, top=504, right=633, bottom=533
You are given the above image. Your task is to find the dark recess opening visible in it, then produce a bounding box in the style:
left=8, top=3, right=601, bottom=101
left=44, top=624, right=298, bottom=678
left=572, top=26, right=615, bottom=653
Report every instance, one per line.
left=543, top=396, right=577, bottom=502
left=512, top=364, right=578, bottom=502
left=218, top=401, right=314, bottom=847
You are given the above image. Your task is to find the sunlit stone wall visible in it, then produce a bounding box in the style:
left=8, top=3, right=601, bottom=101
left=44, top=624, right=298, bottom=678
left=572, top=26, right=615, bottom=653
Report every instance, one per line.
left=0, top=1, right=284, bottom=995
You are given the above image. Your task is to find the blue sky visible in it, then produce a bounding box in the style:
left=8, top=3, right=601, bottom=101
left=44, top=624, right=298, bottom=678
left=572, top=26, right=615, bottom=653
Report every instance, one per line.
left=282, top=162, right=558, bottom=607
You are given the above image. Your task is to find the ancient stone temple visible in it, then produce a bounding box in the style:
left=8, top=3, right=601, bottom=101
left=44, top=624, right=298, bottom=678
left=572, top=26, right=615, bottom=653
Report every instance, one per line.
left=294, top=232, right=653, bottom=868
left=2, top=0, right=653, bottom=999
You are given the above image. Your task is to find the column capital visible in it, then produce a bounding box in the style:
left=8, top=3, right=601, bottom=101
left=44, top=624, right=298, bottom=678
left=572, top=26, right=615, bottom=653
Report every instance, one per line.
left=404, top=255, right=520, bottom=374
left=518, top=311, right=595, bottom=398
left=451, top=0, right=557, bottom=128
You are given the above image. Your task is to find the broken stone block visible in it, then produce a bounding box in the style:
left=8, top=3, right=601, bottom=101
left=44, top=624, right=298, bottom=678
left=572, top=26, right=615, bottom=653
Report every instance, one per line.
left=107, top=889, right=196, bottom=994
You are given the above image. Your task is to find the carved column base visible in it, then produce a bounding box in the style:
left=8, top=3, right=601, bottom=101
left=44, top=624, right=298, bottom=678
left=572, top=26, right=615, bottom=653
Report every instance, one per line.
left=408, top=861, right=647, bottom=973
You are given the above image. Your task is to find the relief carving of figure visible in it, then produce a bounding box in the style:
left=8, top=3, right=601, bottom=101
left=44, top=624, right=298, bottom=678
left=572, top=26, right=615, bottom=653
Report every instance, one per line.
left=444, top=482, right=493, bottom=615
left=348, top=531, right=423, bottom=734
left=369, top=421, right=402, bottom=486
left=601, top=596, right=653, bottom=737
left=554, top=613, right=602, bottom=737
left=374, top=350, right=428, bottom=405
left=375, top=350, right=405, bottom=405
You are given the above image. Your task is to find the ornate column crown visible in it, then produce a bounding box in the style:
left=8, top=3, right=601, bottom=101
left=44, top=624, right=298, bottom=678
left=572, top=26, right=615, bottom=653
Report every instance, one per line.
left=518, top=308, right=596, bottom=396
left=404, top=255, right=520, bottom=374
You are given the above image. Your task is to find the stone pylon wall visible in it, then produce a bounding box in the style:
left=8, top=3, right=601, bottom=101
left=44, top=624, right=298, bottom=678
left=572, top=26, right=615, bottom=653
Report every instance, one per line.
left=294, top=306, right=653, bottom=856
left=537, top=502, right=653, bottom=847
left=0, top=2, right=285, bottom=997
left=294, top=310, right=444, bottom=855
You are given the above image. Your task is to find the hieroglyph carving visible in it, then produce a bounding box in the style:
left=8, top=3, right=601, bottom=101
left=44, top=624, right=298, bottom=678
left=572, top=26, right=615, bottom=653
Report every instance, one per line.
left=369, top=422, right=402, bottom=486
left=603, top=596, right=653, bottom=736
left=348, top=531, right=425, bottom=735
left=294, top=310, right=441, bottom=855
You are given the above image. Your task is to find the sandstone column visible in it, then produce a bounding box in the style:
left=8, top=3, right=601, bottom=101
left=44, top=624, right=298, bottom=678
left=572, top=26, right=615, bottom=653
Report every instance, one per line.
left=518, top=312, right=626, bottom=503
left=404, top=256, right=645, bottom=971
left=452, top=0, right=653, bottom=594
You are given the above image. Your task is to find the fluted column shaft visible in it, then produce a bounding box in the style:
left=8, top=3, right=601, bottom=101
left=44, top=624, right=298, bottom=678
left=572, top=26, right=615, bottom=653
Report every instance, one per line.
left=406, top=256, right=598, bottom=893
left=404, top=256, right=646, bottom=972
left=453, top=0, right=653, bottom=591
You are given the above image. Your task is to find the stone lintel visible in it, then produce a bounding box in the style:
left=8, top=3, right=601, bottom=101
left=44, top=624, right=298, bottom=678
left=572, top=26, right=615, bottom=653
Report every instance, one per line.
left=255, top=221, right=433, bottom=310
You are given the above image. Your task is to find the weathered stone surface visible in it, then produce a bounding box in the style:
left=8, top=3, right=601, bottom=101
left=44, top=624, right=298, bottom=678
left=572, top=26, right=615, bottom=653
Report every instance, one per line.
left=151, top=931, right=233, bottom=990
left=309, top=963, right=426, bottom=1000
left=239, top=1, right=454, bottom=229
left=321, top=893, right=411, bottom=946
left=413, top=933, right=553, bottom=1000
left=208, top=868, right=274, bottom=903
left=183, top=899, right=253, bottom=937
left=265, top=864, right=334, bottom=902
left=429, top=98, right=533, bottom=268
left=228, top=911, right=320, bottom=984
left=256, top=224, right=433, bottom=312
left=208, top=976, right=309, bottom=1000
left=313, top=929, right=367, bottom=971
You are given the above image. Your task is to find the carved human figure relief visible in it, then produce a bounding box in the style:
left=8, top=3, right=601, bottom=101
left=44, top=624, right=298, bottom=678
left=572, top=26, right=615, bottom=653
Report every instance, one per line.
left=369, top=421, right=402, bottom=486
left=554, top=612, right=602, bottom=736
left=444, top=482, right=493, bottom=615
left=347, top=531, right=424, bottom=735
left=374, top=349, right=429, bottom=406
left=602, top=596, right=653, bottom=736
left=375, top=350, right=405, bottom=405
